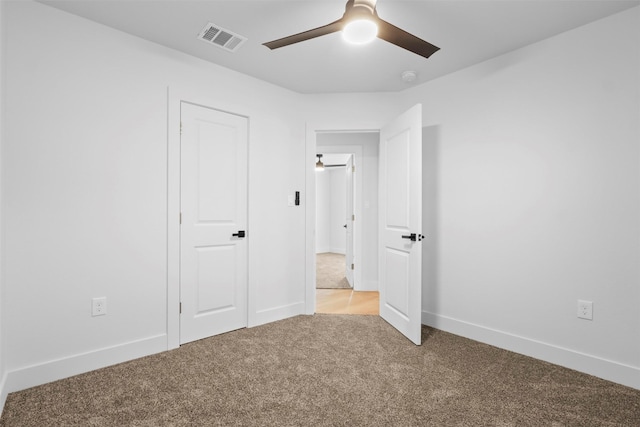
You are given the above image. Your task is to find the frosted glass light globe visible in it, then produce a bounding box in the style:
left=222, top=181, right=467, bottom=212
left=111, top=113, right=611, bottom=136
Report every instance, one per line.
left=342, top=19, right=378, bottom=45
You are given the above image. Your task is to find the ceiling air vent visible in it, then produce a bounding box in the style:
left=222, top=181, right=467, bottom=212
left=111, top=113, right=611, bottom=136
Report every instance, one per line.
left=198, top=23, right=247, bottom=53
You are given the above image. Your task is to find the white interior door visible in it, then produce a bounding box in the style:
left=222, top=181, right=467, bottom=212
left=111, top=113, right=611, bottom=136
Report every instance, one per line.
left=345, top=155, right=355, bottom=286
left=379, top=104, right=423, bottom=345
left=180, top=102, right=248, bottom=345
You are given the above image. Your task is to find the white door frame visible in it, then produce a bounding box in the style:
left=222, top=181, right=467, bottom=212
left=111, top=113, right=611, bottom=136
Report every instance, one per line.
left=314, top=144, right=363, bottom=289
left=305, top=124, right=378, bottom=314
left=167, top=87, right=253, bottom=349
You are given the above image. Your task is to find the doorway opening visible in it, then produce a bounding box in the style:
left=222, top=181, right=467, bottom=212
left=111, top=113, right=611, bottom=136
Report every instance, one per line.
left=315, top=153, right=354, bottom=290
left=313, top=133, right=380, bottom=315
left=306, top=105, right=423, bottom=343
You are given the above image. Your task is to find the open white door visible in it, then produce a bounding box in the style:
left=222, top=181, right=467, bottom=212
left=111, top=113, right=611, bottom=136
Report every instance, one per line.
left=345, top=155, right=355, bottom=287
left=379, top=104, right=423, bottom=345
left=180, top=102, right=248, bottom=345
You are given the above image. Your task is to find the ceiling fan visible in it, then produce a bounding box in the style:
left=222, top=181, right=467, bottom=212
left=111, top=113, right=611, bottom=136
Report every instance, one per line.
left=315, top=154, right=349, bottom=171
left=263, top=0, right=440, bottom=59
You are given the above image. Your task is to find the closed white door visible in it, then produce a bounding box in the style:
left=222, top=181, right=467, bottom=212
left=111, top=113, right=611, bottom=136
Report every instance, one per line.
left=180, top=102, right=248, bottom=345
left=379, top=104, right=423, bottom=345
left=345, top=155, right=355, bottom=286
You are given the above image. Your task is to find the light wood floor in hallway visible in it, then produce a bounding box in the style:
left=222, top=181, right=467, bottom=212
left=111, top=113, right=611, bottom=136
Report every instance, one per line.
left=316, top=289, right=379, bottom=315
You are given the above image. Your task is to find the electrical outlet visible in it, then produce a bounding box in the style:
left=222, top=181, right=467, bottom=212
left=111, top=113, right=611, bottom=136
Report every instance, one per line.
left=92, top=297, right=107, bottom=317
left=577, top=300, right=593, bottom=320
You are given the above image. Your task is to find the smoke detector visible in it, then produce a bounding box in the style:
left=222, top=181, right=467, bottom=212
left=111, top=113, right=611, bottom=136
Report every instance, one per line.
left=198, top=23, right=247, bottom=53
left=402, top=71, right=417, bottom=83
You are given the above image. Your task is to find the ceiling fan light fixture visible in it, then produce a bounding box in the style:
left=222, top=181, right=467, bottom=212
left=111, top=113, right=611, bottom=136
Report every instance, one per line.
left=262, top=0, right=440, bottom=60
left=342, top=19, right=378, bottom=45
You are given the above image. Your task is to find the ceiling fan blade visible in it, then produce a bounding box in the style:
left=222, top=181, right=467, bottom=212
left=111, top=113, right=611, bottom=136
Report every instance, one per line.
left=263, top=19, right=344, bottom=50
left=376, top=18, right=440, bottom=59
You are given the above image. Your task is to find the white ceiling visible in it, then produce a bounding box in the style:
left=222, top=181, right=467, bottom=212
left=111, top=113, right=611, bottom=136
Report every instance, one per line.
left=38, top=0, right=639, bottom=94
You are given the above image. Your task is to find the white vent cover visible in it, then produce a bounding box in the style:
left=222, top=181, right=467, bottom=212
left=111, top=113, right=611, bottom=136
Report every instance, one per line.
left=198, top=23, right=247, bottom=53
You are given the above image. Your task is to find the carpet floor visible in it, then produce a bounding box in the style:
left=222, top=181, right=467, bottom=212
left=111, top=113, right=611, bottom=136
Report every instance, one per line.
left=316, top=252, right=351, bottom=289
left=1, top=315, right=639, bottom=426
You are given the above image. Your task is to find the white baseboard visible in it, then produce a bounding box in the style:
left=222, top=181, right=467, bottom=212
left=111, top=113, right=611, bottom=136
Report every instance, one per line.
left=253, top=301, right=305, bottom=327
left=316, top=249, right=346, bottom=255
left=3, top=334, right=167, bottom=395
left=356, top=280, right=378, bottom=292
left=422, top=311, right=640, bottom=390
left=0, top=371, right=7, bottom=419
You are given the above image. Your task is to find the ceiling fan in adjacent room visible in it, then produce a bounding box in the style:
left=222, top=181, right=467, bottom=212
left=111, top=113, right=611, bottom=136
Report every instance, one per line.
left=263, top=0, right=440, bottom=59
left=316, top=154, right=350, bottom=171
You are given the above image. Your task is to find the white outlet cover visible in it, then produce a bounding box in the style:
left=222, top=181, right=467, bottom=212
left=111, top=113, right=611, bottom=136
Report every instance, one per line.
left=92, top=297, right=107, bottom=316
left=577, top=300, right=593, bottom=320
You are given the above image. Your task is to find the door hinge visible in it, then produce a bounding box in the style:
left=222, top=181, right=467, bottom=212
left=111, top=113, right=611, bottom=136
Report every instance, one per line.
left=352, top=214, right=355, bottom=221
left=351, top=263, right=355, bottom=270
left=180, top=121, right=183, bottom=135
left=352, top=165, right=356, bottom=173
left=180, top=212, right=182, bottom=224
left=179, top=302, right=182, bottom=314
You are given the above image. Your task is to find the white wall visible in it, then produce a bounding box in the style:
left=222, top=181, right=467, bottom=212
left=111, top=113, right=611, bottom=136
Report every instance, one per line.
left=1, top=0, right=306, bottom=395
left=0, top=0, right=6, bottom=413
left=408, top=6, right=640, bottom=389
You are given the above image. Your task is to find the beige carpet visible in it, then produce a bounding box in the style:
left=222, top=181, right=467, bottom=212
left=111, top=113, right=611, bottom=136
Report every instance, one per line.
left=2, top=315, right=639, bottom=426
left=316, top=252, right=351, bottom=289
